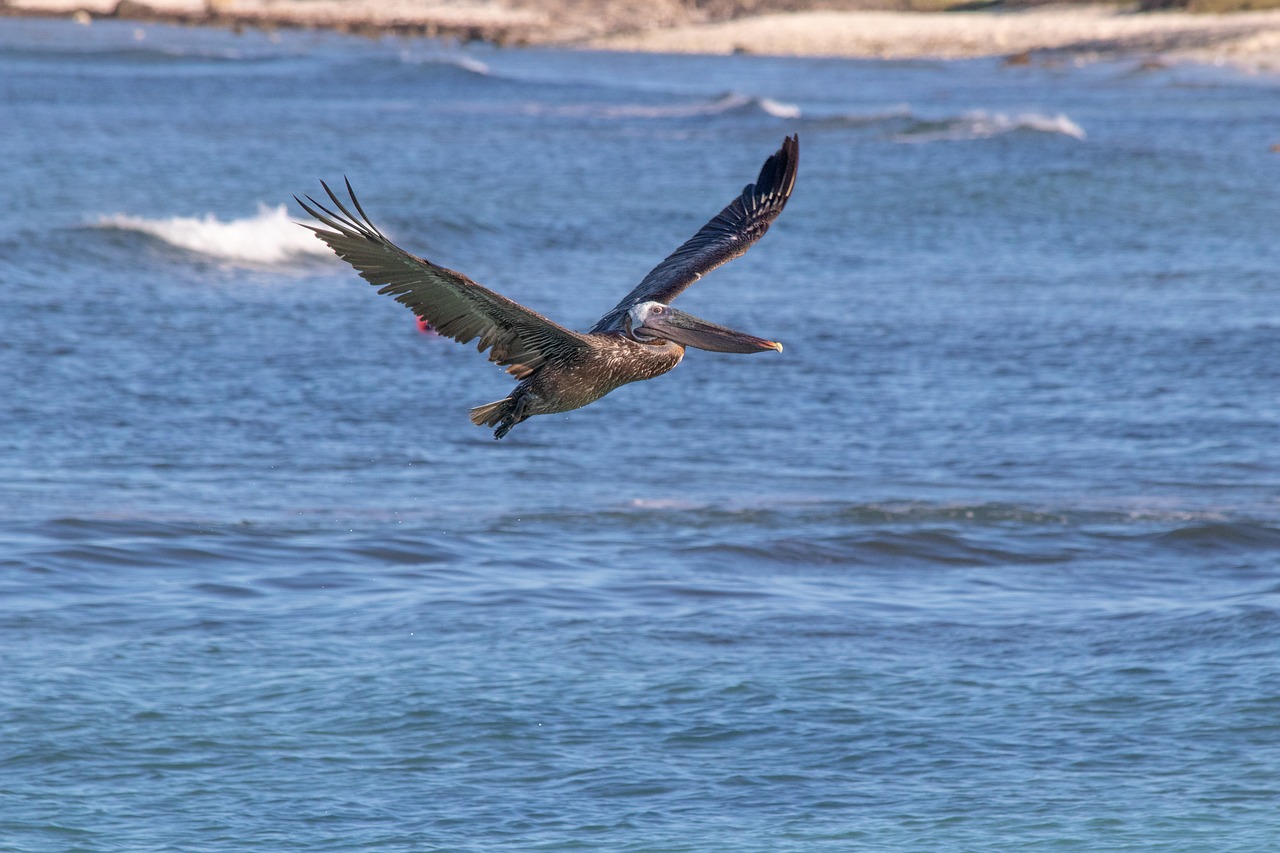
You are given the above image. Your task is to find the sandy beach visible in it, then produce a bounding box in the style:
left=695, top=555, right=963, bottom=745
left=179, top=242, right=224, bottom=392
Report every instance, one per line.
left=594, top=6, right=1280, bottom=70
left=5, top=0, right=1280, bottom=68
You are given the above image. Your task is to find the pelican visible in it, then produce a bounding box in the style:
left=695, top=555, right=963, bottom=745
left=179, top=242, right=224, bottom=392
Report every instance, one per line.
left=297, top=135, right=797, bottom=439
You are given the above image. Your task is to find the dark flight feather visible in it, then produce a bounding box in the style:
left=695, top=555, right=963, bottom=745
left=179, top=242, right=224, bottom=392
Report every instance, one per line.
left=591, top=134, right=798, bottom=333
left=296, top=180, right=589, bottom=380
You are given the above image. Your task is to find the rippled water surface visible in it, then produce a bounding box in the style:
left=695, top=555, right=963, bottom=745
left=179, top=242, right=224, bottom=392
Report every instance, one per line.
left=2, top=19, right=1279, bottom=851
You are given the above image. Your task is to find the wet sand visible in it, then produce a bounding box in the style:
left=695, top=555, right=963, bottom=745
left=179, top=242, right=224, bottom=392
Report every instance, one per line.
left=5, top=0, right=1280, bottom=69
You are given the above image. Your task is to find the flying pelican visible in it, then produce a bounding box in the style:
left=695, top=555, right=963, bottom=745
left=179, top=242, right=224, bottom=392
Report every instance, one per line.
left=297, top=135, right=797, bottom=439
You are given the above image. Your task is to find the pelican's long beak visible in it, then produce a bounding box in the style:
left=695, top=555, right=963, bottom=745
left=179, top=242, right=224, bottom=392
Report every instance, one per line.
left=640, top=307, right=783, bottom=354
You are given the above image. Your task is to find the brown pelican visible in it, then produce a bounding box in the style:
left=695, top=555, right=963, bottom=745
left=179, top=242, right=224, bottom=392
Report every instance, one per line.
left=297, top=134, right=797, bottom=439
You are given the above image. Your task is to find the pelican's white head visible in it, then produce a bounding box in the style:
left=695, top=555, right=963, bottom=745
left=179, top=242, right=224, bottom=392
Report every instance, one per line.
left=626, top=302, right=671, bottom=342
left=625, top=301, right=782, bottom=354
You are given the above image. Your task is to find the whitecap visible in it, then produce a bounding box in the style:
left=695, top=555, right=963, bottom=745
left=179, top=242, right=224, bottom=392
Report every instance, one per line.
left=532, top=92, right=801, bottom=121
left=896, top=110, right=1086, bottom=143
left=755, top=98, right=803, bottom=120
left=95, top=203, right=332, bottom=265
left=398, top=51, right=491, bottom=76
left=649, top=92, right=800, bottom=120
left=598, top=92, right=755, bottom=119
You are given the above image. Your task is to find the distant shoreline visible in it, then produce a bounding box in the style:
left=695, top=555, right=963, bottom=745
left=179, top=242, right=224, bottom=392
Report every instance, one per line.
left=5, top=0, right=1280, bottom=70
left=592, top=7, right=1280, bottom=71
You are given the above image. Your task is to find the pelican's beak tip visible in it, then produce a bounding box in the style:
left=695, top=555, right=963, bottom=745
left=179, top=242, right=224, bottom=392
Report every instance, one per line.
left=770, top=341, right=784, bottom=352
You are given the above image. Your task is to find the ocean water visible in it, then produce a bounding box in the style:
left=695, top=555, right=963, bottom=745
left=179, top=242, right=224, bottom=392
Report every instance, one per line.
left=2, top=18, right=1280, bottom=851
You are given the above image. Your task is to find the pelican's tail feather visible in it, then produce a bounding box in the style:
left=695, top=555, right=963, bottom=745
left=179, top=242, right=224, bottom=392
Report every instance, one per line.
left=468, top=398, right=511, bottom=427
left=468, top=395, right=528, bottom=439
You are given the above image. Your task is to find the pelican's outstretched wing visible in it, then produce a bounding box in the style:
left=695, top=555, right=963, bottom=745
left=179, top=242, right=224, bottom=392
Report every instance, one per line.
left=298, top=180, right=590, bottom=380
left=591, top=135, right=798, bottom=334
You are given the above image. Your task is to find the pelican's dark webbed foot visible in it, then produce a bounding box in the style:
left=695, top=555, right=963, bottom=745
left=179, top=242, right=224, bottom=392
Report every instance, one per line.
left=492, top=395, right=528, bottom=440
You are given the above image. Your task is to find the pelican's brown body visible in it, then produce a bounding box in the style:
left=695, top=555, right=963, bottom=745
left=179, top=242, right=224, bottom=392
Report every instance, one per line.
left=471, top=337, right=685, bottom=431
left=298, top=135, right=797, bottom=438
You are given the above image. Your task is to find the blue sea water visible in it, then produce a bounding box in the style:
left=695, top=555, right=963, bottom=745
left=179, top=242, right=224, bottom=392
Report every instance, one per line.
left=2, top=18, right=1280, bottom=850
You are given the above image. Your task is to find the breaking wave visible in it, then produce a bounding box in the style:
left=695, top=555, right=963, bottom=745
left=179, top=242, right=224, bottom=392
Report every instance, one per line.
left=547, top=96, right=1083, bottom=139
left=894, top=110, right=1086, bottom=142
left=525, top=92, right=801, bottom=121
left=601, top=92, right=802, bottom=120
left=397, top=51, right=492, bottom=77
left=95, top=203, right=332, bottom=265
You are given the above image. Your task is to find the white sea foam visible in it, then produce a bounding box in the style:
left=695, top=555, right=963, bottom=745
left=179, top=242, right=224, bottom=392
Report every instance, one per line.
left=897, top=110, right=1086, bottom=143
left=96, top=203, right=331, bottom=264
left=754, top=97, right=804, bottom=120
left=398, top=51, right=491, bottom=76
left=526, top=92, right=802, bottom=121
left=604, top=93, right=802, bottom=120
